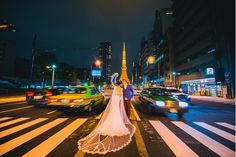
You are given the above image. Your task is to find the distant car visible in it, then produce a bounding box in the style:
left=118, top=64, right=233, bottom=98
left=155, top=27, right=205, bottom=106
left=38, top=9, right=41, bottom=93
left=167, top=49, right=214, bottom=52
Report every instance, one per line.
left=139, top=88, right=188, bottom=117
left=47, top=86, right=104, bottom=112
left=165, top=87, right=191, bottom=102
left=26, top=87, right=68, bottom=106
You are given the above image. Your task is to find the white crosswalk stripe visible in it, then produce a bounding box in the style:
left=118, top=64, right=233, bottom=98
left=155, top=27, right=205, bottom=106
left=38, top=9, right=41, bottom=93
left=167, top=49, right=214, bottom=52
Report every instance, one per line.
left=149, top=120, right=199, bottom=157
left=172, top=121, right=235, bottom=157
left=0, top=118, right=67, bottom=156
left=0, top=118, right=48, bottom=138
left=0, top=116, right=235, bottom=157
left=23, top=118, right=87, bottom=157
left=215, top=122, right=236, bottom=131
left=194, top=122, right=236, bottom=143
left=0, top=117, right=13, bottom=122
left=0, top=118, right=30, bottom=128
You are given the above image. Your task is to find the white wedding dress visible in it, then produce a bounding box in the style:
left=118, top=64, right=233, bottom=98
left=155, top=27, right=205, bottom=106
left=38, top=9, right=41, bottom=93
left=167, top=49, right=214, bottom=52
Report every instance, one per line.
left=77, top=86, right=136, bottom=154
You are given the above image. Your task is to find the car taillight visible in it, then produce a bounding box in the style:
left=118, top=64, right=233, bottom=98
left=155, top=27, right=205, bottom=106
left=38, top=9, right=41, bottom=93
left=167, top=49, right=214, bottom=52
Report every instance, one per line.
left=27, top=92, right=34, bottom=97
left=48, top=98, right=59, bottom=103
left=46, top=91, right=52, bottom=96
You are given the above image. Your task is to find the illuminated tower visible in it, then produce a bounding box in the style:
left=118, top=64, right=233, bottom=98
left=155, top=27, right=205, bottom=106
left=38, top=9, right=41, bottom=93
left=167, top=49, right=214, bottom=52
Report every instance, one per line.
left=119, top=42, right=130, bottom=82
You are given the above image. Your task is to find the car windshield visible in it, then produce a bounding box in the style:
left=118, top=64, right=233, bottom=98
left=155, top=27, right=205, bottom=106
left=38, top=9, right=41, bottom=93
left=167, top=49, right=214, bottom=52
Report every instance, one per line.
left=149, top=88, right=171, bottom=96
left=68, top=87, right=87, bottom=94
left=168, top=89, right=181, bottom=93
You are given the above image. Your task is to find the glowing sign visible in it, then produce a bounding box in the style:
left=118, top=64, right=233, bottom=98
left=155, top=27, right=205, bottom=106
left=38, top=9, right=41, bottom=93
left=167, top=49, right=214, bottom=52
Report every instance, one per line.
left=206, top=68, right=214, bottom=75
left=91, top=70, right=101, bottom=76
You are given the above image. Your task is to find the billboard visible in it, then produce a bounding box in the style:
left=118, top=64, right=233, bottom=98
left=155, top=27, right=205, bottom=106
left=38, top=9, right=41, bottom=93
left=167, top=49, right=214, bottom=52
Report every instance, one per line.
left=91, top=70, right=101, bottom=77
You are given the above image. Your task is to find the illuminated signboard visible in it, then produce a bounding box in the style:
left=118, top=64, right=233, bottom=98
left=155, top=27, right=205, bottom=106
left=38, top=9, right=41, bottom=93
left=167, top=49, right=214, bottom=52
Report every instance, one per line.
left=206, top=68, right=214, bottom=75
left=91, top=70, right=101, bottom=76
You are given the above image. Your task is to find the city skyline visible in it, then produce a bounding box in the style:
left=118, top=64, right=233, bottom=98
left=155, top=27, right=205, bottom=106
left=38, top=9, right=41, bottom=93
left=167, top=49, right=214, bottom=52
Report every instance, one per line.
left=1, top=0, right=172, bottom=78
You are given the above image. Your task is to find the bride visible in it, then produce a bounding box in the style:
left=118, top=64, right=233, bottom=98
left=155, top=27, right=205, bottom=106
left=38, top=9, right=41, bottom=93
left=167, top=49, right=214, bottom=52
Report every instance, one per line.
left=77, top=73, right=136, bottom=154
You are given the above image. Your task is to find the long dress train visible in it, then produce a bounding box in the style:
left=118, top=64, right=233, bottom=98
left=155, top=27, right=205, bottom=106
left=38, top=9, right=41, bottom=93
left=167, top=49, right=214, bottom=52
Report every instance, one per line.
left=77, top=86, right=136, bottom=154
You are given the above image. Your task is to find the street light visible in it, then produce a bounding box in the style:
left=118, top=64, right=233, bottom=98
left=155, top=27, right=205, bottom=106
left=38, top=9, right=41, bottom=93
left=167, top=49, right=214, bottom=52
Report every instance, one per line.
left=46, top=64, right=56, bottom=88
left=95, top=59, right=102, bottom=67
left=147, top=55, right=160, bottom=86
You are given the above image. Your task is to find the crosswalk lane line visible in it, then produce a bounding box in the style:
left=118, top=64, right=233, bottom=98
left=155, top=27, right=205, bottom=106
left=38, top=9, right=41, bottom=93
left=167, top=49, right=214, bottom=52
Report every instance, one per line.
left=215, top=122, right=236, bottom=131
left=0, top=118, right=48, bottom=138
left=194, top=122, right=235, bottom=143
left=0, top=117, right=13, bottom=122
left=172, top=121, right=235, bottom=157
left=22, top=118, right=87, bottom=157
left=150, top=121, right=198, bottom=157
left=0, top=118, right=30, bottom=128
left=0, top=118, right=67, bottom=156
left=0, top=106, right=33, bottom=114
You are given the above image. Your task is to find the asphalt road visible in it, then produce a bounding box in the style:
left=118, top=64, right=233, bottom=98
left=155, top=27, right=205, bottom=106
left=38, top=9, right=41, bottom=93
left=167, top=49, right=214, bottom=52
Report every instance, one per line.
left=0, top=95, right=235, bottom=157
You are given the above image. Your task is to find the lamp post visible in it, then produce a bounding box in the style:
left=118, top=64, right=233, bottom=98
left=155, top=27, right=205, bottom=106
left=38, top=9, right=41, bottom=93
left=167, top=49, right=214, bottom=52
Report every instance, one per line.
left=172, top=71, right=176, bottom=87
left=46, top=64, right=56, bottom=88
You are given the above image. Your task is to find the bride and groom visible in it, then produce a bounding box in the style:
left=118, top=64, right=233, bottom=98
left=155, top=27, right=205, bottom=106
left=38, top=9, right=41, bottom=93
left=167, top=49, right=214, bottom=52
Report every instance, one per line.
left=78, top=73, right=136, bottom=154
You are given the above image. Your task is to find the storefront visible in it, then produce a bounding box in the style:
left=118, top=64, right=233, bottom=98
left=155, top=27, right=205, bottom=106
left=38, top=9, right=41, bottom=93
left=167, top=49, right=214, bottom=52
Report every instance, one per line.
left=180, top=78, right=223, bottom=97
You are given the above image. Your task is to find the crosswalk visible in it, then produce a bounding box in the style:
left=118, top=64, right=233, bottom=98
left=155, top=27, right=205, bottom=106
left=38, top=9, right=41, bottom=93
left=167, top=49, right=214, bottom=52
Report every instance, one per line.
left=0, top=116, right=235, bottom=157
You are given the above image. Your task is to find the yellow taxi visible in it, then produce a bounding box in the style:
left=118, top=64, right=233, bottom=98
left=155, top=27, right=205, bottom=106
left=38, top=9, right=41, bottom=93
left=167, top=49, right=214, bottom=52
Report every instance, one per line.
left=47, top=86, right=104, bottom=112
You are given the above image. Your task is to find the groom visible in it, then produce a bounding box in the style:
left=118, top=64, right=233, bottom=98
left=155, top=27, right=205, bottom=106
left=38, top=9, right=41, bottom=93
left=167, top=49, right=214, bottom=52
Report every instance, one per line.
left=121, top=79, right=134, bottom=119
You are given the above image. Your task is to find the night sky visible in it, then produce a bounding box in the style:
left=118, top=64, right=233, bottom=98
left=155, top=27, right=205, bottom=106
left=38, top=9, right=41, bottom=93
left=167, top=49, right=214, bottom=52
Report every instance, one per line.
left=1, top=0, right=171, bottom=78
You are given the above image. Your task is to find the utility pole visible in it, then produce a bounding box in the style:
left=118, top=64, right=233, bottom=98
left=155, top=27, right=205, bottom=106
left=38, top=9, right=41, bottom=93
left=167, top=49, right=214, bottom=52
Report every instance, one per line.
left=28, top=34, right=37, bottom=90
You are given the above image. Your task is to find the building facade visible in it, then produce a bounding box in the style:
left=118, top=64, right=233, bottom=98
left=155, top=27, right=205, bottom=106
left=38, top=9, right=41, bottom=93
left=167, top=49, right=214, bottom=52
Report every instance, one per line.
left=172, top=0, right=235, bottom=98
left=99, top=42, right=112, bottom=83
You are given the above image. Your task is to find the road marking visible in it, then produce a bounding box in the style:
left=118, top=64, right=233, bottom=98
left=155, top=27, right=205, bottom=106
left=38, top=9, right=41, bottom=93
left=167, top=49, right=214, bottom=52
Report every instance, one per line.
left=194, top=122, right=235, bottom=143
left=0, top=118, right=30, bottom=128
left=150, top=121, right=198, bottom=157
left=0, top=118, right=67, bottom=156
left=215, top=122, right=236, bottom=131
left=0, top=106, right=33, bottom=114
left=172, top=121, right=235, bottom=157
left=133, top=121, right=149, bottom=157
left=0, top=118, right=48, bottom=138
left=131, top=104, right=141, bottom=121
left=46, top=110, right=57, bottom=115
left=74, top=150, right=85, bottom=157
left=23, top=118, right=87, bottom=157
left=0, top=117, right=13, bottom=122
left=0, top=102, right=25, bottom=106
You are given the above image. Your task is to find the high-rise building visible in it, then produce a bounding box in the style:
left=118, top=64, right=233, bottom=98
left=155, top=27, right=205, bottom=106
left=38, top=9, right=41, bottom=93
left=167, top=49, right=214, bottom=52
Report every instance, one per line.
left=0, top=20, right=16, bottom=77
left=99, top=42, right=112, bottom=83
left=172, top=0, right=234, bottom=98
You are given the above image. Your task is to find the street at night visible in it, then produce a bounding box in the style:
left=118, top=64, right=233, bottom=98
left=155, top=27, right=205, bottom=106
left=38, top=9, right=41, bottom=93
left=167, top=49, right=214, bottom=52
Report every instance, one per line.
left=0, top=0, right=235, bottom=156
left=0, top=91, right=235, bottom=157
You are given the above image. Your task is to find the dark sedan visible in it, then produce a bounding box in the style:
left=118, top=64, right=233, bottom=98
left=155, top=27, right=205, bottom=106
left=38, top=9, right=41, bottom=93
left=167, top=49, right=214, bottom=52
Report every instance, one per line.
left=139, top=88, right=189, bottom=117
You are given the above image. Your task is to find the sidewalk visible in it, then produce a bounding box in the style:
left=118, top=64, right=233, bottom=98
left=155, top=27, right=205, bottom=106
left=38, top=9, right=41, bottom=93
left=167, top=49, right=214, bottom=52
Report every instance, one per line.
left=190, top=95, right=235, bottom=105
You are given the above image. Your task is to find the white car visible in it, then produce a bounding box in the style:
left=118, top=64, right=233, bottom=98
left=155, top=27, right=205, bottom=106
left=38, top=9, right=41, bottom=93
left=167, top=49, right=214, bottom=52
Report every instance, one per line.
left=165, top=88, right=191, bottom=102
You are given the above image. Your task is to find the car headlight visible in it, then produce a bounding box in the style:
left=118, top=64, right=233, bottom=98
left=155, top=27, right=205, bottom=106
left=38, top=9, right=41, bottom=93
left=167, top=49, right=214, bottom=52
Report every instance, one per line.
left=156, top=101, right=165, bottom=107
left=179, top=102, right=188, bottom=107
left=172, top=95, right=178, bottom=98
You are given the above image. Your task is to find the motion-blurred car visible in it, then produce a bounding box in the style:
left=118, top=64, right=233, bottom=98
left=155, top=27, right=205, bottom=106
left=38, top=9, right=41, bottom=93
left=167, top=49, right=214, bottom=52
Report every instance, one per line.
left=165, top=87, right=191, bottom=102
left=134, top=87, right=142, bottom=96
left=139, top=88, right=188, bottom=117
left=47, top=86, right=104, bottom=112
left=26, top=87, right=68, bottom=106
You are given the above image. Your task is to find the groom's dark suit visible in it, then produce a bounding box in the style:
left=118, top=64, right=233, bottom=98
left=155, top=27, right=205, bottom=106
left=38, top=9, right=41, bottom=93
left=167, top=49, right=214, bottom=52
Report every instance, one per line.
left=123, top=84, right=134, bottom=118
